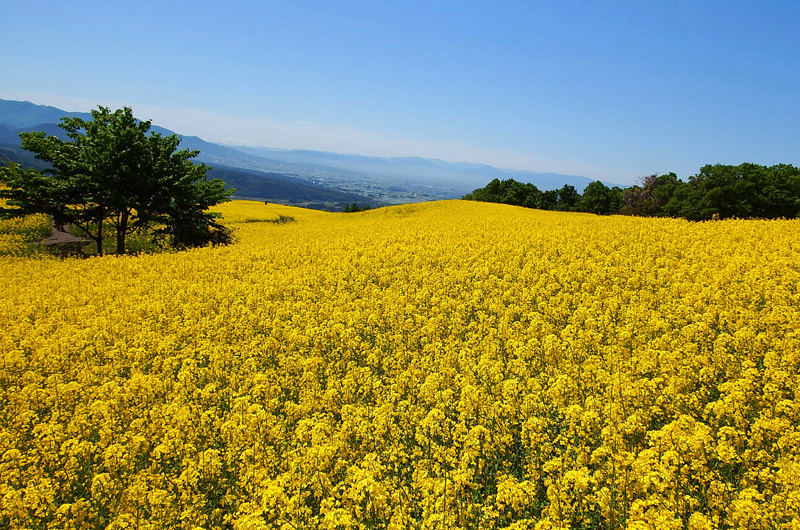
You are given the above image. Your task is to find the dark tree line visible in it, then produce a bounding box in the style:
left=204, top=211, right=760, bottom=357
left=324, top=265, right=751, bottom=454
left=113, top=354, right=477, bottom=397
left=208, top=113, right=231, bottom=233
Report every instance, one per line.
left=463, top=163, right=800, bottom=220
left=462, top=179, right=623, bottom=215
left=342, top=202, right=371, bottom=213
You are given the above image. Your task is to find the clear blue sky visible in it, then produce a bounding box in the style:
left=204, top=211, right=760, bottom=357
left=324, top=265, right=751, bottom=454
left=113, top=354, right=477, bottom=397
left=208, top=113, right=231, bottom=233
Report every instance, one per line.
left=2, top=0, right=798, bottom=184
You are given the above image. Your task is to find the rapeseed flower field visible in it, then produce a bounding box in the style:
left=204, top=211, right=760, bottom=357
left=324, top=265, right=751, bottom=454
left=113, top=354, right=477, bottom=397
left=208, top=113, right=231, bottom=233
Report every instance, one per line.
left=1, top=199, right=799, bottom=529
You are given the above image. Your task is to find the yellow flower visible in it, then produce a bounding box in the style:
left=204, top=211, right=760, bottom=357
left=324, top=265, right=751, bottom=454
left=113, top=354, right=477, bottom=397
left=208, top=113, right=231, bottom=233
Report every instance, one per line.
left=1, top=200, right=799, bottom=528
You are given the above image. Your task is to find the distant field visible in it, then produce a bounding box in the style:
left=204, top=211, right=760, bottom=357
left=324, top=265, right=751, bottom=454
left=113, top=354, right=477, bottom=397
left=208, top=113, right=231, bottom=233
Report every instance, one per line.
left=1, top=200, right=799, bottom=529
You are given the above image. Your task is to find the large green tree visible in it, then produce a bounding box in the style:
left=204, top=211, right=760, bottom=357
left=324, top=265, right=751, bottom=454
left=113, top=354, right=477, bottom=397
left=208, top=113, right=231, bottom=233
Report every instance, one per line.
left=686, top=163, right=800, bottom=220
left=622, top=173, right=681, bottom=216
left=556, top=184, right=580, bottom=210
left=0, top=106, right=233, bottom=255
left=463, top=178, right=543, bottom=209
left=580, top=181, right=616, bottom=215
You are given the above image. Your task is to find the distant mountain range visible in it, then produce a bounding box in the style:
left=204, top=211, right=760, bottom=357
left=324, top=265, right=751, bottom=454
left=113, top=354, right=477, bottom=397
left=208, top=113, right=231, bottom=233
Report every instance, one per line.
left=0, top=98, right=614, bottom=210
left=229, top=145, right=608, bottom=194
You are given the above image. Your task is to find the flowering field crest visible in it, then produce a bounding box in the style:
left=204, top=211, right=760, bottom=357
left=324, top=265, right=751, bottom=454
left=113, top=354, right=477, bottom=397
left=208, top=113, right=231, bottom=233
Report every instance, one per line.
left=1, top=199, right=799, bottom=529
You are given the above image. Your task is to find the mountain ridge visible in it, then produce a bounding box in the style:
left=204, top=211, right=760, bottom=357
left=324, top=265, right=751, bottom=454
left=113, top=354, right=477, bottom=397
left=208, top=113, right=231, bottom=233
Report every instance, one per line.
left=0, top=98, right=617, bottom=206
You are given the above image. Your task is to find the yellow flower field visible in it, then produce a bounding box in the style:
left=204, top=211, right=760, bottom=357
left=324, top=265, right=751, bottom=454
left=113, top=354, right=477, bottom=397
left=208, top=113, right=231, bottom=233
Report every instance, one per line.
left=1, top=199, right=799, bottom=529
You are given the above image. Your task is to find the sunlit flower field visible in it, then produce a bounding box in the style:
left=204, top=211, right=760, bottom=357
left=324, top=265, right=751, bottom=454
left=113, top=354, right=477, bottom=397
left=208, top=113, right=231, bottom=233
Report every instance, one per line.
left=1, top=199, right=799, bottom=529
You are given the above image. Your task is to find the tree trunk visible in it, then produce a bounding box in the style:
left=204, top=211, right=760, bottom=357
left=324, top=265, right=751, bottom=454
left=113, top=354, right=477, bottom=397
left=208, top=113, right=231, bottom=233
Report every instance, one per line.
left=116, top=210, right=129, bottom=255
left=96, top=217, right=104, bottom=256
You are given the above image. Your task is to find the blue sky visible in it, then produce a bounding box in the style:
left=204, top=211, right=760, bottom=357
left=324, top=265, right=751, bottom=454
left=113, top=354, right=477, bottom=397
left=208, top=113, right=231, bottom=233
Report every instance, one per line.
left=2, top=1, right=798, bottom=184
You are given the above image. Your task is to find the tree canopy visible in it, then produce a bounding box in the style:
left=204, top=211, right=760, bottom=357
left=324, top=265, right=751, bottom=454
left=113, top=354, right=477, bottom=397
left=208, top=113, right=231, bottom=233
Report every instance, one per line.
left=464, top=163, right=800, bottom=220
left=0, top=106, right=233, bottom=255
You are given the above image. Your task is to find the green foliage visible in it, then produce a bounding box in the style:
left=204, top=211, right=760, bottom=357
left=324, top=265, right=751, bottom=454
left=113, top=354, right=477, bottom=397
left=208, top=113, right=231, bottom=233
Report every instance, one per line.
left=272, top=214, right=296, bottom=224
left=342, top=202, right=371, bottom=213
left=0, top=106, right=234, bottom=255
left=579, top=182, right=623, bottom=215
left=464, top=163, right=800, bottom=220
left=539, top=189, right=558, bottom=210
left=556, top=184, right=580, bottom=210
left=151, top=175, right=233, bottom=249
left=463, top=178, right=543, bottom=209
left=642, top=164, right=800, bottom=221
left=241, top=214, right=296, bottom=224
left=622, top=173, right=681, bottom=216
left=686, top=163, right=800, bottom=220
left=464, top=178, right=618, bottom=213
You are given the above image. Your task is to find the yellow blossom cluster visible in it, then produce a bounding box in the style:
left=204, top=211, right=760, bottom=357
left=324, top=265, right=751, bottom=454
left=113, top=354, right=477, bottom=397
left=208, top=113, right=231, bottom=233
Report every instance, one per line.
left=1, top=199, right=799, bottom=529
left=0, top=193, right=51, bottom=256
